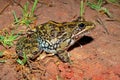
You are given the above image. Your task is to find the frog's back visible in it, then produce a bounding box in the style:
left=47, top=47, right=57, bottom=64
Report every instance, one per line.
left=35, top=21, right=77, bottom=41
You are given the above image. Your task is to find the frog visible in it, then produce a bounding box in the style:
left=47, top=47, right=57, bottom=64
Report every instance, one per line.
left=16, top=17, right=95, bottom=62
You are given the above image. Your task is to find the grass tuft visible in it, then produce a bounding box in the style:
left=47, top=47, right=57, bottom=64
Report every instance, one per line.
left=0, top=33, right=18, bottom=47
left=13, top=0, right=38, bottom=26
left=87, top=0, right=112, bottom=17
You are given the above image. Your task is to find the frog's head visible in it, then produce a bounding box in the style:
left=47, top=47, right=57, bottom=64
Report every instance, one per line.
left=71, top=19, right=95, bottom=40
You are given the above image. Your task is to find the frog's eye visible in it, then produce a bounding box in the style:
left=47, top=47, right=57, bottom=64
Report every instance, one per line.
left=78, top=23, right=85, bottom=28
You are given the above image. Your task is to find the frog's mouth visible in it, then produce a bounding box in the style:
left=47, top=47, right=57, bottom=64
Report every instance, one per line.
left=72, top=24, right=95, bottom=39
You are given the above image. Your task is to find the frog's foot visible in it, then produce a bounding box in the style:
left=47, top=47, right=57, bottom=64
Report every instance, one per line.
left=37, top=52, right=55, bottom=60
left=36, top=52, right=57, bottom=65
left=56, top=50, right=71, bottom=63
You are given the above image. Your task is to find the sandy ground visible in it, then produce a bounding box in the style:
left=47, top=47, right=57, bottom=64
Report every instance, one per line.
left=0, top=0, right=120, bottom=80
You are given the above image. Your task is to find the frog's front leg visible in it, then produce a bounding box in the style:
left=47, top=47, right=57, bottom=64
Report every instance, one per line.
left=56, top=50, right=71, bottom=63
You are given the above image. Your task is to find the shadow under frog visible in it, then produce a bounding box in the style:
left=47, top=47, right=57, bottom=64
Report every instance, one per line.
left=68, top=36, right=94, bottom=51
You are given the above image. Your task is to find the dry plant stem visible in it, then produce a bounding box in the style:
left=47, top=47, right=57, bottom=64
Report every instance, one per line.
left=0, top=2, right=10, bottom=15
left=105, top=18, right=120, bottom=23
left=9, top=0, right=24, bottom=9
left=13, top=1, right=24, bottom=9
left=26, top=60, right=33, bottom=72
left=0, top=0, right=23, bottom=15
left=22, top=72, right=31, bottom=80
left=96, top=16, right=109, bottom=34
left=106, top=0, right=120, bottom=7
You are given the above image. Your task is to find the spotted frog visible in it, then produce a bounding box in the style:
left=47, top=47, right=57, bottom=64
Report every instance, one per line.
left=16, top=17, right=95, bottom=62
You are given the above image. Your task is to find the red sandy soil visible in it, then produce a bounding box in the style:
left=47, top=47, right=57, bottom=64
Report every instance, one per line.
left=0, top=0, right=120, bottom=80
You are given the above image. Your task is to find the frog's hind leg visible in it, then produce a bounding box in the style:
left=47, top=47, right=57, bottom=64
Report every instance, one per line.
left=56, top=50, right=71, bottom=63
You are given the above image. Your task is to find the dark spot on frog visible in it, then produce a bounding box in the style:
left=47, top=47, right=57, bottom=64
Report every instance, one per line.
left=68, top=24, right=76, bottom=28
left=68, top=36, right=94, bottom=51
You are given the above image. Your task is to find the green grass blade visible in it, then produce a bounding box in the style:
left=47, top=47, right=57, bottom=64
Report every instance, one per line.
left=0, top=35, right=4, bottom=41
left=17, top=59, right=25, bottom=65
left=0, top=51, right=3, bottom=57
left=97, top=0, right=103, bottom=7
left=0, top=60, right=6, bottom=63
left=80, top=0, right=84, bottom=17
left=22, top=1, right=29, bottom=17
left=23, top=52, right=27, bottom=64
left=17, top=52, right=27, bottom=65
left=31, top=0, right=38, bottom=15
left=13, top=11, right=19, bottom=23
left=87, top=1, right=99, bottom=10
left=107, top=0, right=118, bottom=3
